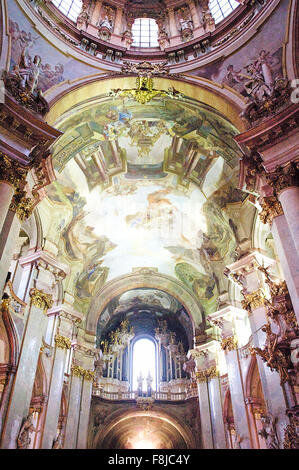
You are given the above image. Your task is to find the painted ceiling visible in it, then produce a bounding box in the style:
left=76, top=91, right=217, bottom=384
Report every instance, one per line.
left=46, top=94, right=246, bottom=318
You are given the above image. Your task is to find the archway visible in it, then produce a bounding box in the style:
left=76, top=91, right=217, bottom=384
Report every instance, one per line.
left=93, top=409, right=197, bottom=449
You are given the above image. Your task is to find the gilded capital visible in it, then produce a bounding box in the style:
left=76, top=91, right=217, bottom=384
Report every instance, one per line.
left=221, top=336, right=238, bottom=351
left=259, top=196, right=283, bottom=225
left=71, top=365, right=85, bottom=378
left=1, top=296, right=10, bottom=312
left=196, top=365, right=219, bottom=383
left=83, top=369, right=95, bottom=381
left=195, top=370, right=207, bottom=383
left=30, top=288, right=53, bottom=312
left=242, top=289, right=266, bottom=314
left=265, top=161, right=299, bottom=195
left=54, top=334, right=71, bottom=350
left=0, top=153, right=28, bottom=189
left=10, top=189, right=34, bottom=222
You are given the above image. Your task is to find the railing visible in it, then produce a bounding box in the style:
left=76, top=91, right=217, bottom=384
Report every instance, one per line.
left=92, top=388, right=198, bottom=402
left=3, top=281, right=27, bottom=318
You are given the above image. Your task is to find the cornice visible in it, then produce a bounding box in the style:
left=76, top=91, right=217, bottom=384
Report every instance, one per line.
left=19, top=248, right=69, bottom=277
left=16, top=0, right=279, bottom=74
left=234, top=103, right=299, bottom=153
left=47, top=304, right=84, bottom=323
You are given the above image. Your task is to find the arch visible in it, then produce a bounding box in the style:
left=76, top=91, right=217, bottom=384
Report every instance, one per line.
left=93, top=407, right=197, bottom=449
left=245, top=354, right=265, bottom=401
left=86, top=271, right=202, bottom=336
left=0, top=303, right=19, bottom=368
left=45, top=76, right=247, bottom=131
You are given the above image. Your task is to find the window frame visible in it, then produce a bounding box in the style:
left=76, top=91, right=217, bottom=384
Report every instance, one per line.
left=131, top=18, right=159, bottom=48
left=130, top=335, right=158, bottom=392
left=51, top=0, right=82, bottom=22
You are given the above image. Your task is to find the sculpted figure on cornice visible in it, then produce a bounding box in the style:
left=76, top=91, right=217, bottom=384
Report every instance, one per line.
left=3, top=20, right=51, bottom=114
left=7, top=19, right=64, bottom=94
left=98, top=5, right=116, bottom=41
left=221, top=48, right=289, bottom=124
left=77, top=0, right=91, bottom=29
left=176, top=6, right=194, bottom=42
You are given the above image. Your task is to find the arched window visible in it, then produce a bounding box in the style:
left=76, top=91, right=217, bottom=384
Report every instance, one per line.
left=52, top=0, right=82, bottom=22
left=132, top=338, right=157, bottom=392
left=132, top=18, right=159, bottom=48
left=210, top=0, right=240, bottom=24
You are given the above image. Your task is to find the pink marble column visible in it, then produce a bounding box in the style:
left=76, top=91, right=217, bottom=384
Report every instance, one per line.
left=0, top=183, right=14, bottom=236
left=278, top=186, right=299, bottom=257
left=113, top=8, right=123, bottom=35
left=226, top=252, right=290, bottom=446
left=271, top=214, right=299, bottom=322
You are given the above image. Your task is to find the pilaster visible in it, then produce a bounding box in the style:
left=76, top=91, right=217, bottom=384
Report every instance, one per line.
left=226, top=251, right=296, bottom=447
left=189, top=341, right=226, bottom=449
left=209, top=306, right=253, bottom=449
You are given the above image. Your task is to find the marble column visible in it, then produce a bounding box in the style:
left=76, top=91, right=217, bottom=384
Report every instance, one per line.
left=114, top=8, right=123, bottom=35
left=77, top=370, right=94, bottom=449
left=209, top=306, right=253, bottom=449
left=187, top=0, right=200, bottom=28
left=40, top=305, right=83, bottom=449
left=208, top=374, right=226, bottom=449
left=0, top=183, right=14, bottom=235
left=259, top=197, right=299, bottom=326
left=196, top=377, right=214, bottom=449
left=189, top=341, right=226, bottom=449
left=0, top=209, right=21, bottom=297
left=64, top=366, right=83, bottom=449
left=0, top=154, right=28, bottom=236
left=167, top=8, right=178, bottom=36
left=265, top=162, right=299, bottom=256
left=64, top=332, right=97, bottom=449
left=91, top=0, right=102, bottom=25
left=226, top=252, right=291, bottom=446
left=0, top=288, right=53, bottom=448
left=41, top=336, right=70, bottom=449
left=278, top=186, right=299, bottom=257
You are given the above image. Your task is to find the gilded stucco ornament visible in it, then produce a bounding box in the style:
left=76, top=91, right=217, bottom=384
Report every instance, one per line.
left=9, top=189, right=35, bottom=222
left=54, top=334, right=72, bottom=350
left=1, top=296, right=10, bottom=312
left=196, top=365, right=219, bottom=383
left=259, top=196, right=284, bottom=225
left=71, top=365, right=85, bottom=378
left=253, top=323, right=293, bottom=385
left=0, top=153, right=28, bottom=189
left=283, top=410, right=299, bottom=449
left=83, top=369, right=95, bottom=381
left=71, top=365, right=95, bottom=380
left=30, top=288, right=53, bottom=312
left=109, top=76, right=184, bottom=105
left=221, top=336, right=238, bottom=351
left=241, top=289, right=266, bottom=314
left=265, top=161, right=299, bottom=196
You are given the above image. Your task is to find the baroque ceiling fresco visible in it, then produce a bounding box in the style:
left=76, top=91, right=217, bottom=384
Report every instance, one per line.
left=45, top=94, right=247, bottom=320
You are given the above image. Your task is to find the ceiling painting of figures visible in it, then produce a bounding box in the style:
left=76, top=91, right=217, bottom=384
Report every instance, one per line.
left=45, top=94, right=246, bottom=318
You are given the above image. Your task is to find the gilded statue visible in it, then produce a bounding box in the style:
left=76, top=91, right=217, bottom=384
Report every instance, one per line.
left=254, top=323, right=291, bottom=384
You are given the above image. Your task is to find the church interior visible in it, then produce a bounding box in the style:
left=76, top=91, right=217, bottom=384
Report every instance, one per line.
left=0, top=0, right=298, bottom=450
